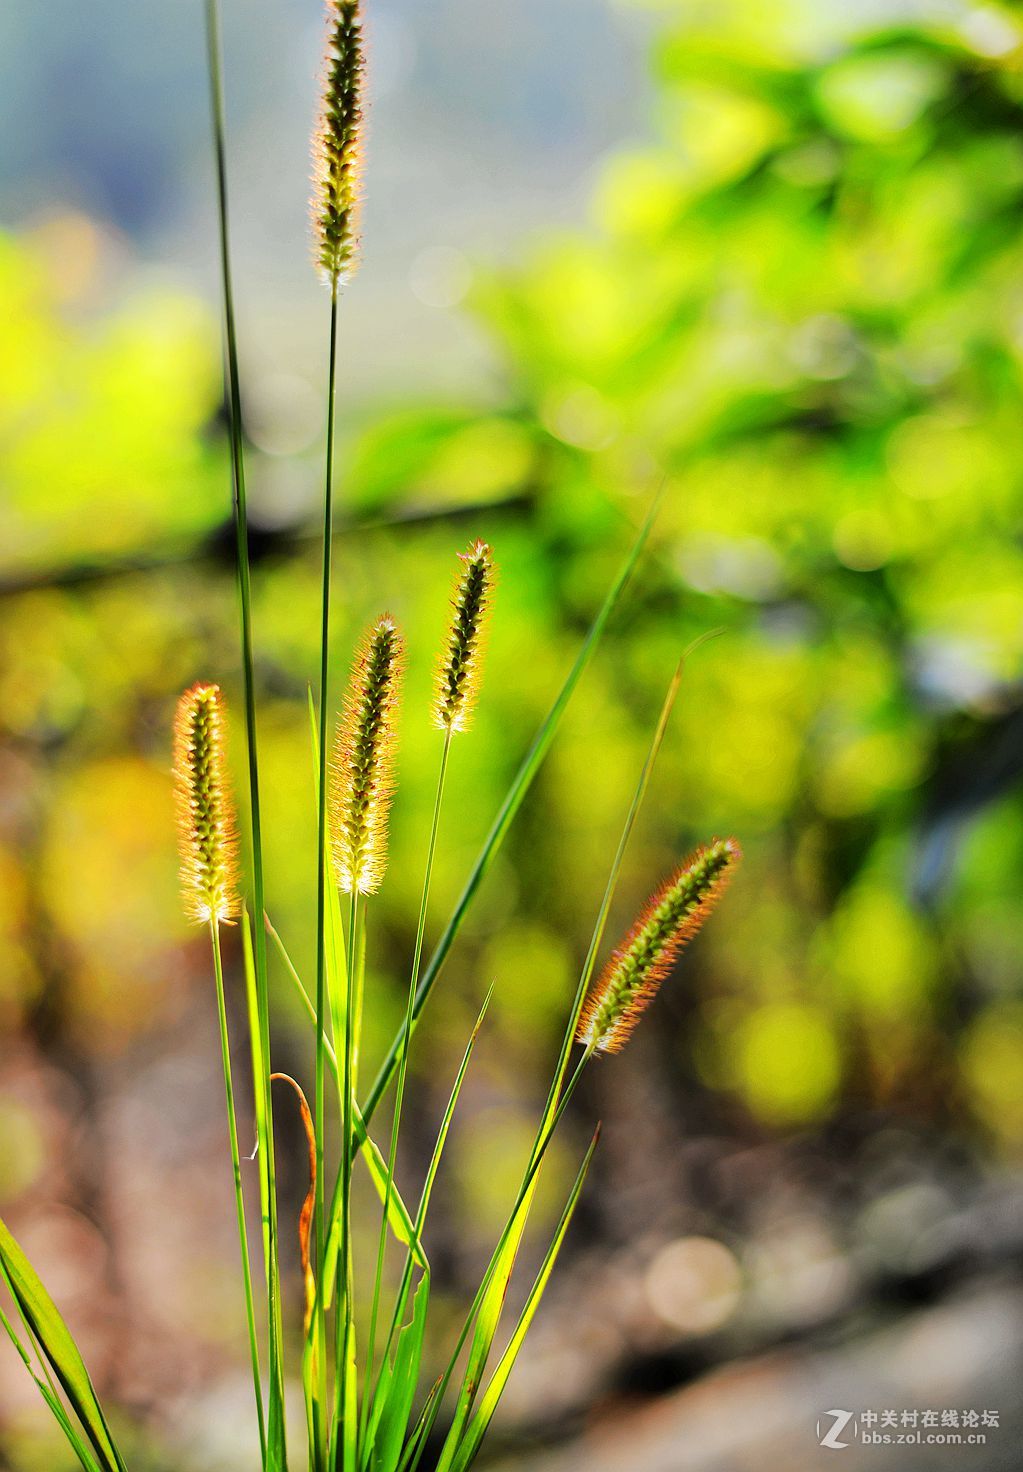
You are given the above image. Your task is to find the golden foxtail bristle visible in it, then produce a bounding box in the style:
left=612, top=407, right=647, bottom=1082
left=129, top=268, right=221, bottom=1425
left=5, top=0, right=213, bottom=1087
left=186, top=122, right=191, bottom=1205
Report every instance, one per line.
left=577, top=838, right=741, bottom=1055
left=433, top=538, right=495, bottom=733
left=330, top=615, right=405, bottom=895
left=173, top=683, right=240, bottom=926
left=312, top=0, right=365, bottom=283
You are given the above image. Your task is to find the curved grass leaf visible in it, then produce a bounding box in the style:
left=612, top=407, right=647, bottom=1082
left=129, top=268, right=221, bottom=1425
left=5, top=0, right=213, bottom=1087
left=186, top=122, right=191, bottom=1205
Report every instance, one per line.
left=0, top=1218, right=127, bottom=1472
left=0, top=1297, right=104, bottom=1472
left=447, top=1128, right=600, bottom=1472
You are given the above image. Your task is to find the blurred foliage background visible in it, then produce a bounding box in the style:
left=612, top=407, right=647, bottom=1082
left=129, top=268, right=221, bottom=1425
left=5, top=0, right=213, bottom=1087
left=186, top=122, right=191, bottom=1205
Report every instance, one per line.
left=4, top=0, right=1023, bottom=1468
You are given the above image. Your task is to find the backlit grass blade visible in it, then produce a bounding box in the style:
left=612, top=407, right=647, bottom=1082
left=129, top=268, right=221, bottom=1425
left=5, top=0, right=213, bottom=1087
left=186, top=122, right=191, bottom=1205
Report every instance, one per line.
left=358, top=489, right=663, bottom=1143
left=446, top=1128, right=600, bottom=1472
left=540, top=642, right=697, bottom=1126
left=400, top=648, right=685, bottom=1471
left=432, top=652, right=687, bottom=1454
left=0, top=1296, right=104, bottom=1472
left=0, top=1218, right=127, bottom=1472
left=242, top=909, right=289, bottom=1471
left=265, top=916, right=426, bottom=1272
left=395, top=1072, right=585, bottom=1472
left=371, top=989, right=492, bottom=1416
left=204, top=6, right=284, bottom=1457
left=364, top=1274, right=430, bottom=1472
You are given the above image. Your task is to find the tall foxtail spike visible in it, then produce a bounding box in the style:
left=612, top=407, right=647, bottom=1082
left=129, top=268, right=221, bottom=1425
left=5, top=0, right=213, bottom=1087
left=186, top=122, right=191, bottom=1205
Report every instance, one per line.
left=312, top=0, right=365, bottom=283
left=173, top=683, right=241, bottom=926
left=330, top=615, right=405, bottom=894
left=578, top=838, right=741, bottom=1055
left=433, top=538, right=495, bottom=733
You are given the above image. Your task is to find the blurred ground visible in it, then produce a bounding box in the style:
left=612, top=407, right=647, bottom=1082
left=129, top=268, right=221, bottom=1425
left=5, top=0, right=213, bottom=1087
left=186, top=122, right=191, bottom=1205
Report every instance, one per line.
left=496, top=1277, right=1023, bottom=1470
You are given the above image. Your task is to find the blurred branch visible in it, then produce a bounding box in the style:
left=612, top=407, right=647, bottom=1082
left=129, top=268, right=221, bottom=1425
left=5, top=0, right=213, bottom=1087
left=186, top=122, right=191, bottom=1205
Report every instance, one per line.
left=0, top=491, right=535, bottom=600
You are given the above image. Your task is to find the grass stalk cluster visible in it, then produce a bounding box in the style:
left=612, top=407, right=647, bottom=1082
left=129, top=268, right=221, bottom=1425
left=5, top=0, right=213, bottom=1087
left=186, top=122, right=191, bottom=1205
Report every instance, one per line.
left=0, top=7, right=742, bottom=1472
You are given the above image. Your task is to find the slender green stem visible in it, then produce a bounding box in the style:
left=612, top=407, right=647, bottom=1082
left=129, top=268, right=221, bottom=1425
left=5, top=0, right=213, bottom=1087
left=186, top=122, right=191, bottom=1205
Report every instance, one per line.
left=335, top=886, right=361, bottom=1460
left=435, top=654, right=688, bottom=1460
left=537, top=656, right=686, bottom=1144
left=210, top=920, right=267, bottom=1463
left=315, top=278, right=341, bottom=1457
left=203, top=1, right=284, bottom=1453
left=361, top=729, right=453, bottom=1438
left=354, top=488, right=662, bottom=1152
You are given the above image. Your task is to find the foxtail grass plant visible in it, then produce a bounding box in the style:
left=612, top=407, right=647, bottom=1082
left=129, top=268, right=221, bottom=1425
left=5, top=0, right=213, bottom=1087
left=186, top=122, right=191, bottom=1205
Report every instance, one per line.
left=311, top=11, right=366, bottom=1437
left=0, top=11, right=744, bottom=1472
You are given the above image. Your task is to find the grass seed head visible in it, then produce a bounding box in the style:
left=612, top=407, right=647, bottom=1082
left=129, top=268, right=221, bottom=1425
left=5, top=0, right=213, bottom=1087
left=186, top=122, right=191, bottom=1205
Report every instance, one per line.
left=312, top=0, right=365, bottom=283
left=173, top=683, right=240, bottom=926
left=578, top=837, right=741, bottom=1055
left=433, top=538, right=495, bottom=733
left=331, top=615, right=405, bottom=894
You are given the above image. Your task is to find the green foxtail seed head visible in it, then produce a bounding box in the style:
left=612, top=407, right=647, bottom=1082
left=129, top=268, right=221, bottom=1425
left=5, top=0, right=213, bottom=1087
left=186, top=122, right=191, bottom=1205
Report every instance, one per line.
left=173, top=683, right=240, bottom=925
left=577, top=838, right=741, bottom=1055
left=312, top=0, right=365, bottom=283
left=330, top=615, right=405, bottom=894
left=433, top=539, right=495, bottom=732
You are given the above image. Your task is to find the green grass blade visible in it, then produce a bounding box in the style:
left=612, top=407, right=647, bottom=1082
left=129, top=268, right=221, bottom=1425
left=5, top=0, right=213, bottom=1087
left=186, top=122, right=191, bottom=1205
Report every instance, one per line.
left=0, top=1297, right=104, bottom=1472
left=414, top=988, right=492, bottom=1240
left=242, top=911, right=270, bottom=1275
left=357, top=492, right=662, bottom=1142
left=338, top=1313, right=358, bottom=1472
left=364, top=1273, right=430, bottom=1472
left=37, top=1384, right=104, bottom=1472
left=204, top=3, right=284, bottom=1454
left=210, top=920, right=267, bottom=1464
left=444, top=646, right=688, bottom=1436
left=0, top=1218, right=127, bottom=1472
left=395, top=1379, right=441, bottom=1472
left=447, top=1129, right=600, bottom=1472
left=371, top=989, right=492, bottom=1417
left=302, top=1307, right=327, bottom=1472
left=395, top=1060, right=587, bottom=1472
left=242, top=910, right=289, bottom=1471
left=266, top=916, right=426, bottom=1273
left=538, top=644, right=693, bottom=1134
left=429, top=651, right=686, bottom=1455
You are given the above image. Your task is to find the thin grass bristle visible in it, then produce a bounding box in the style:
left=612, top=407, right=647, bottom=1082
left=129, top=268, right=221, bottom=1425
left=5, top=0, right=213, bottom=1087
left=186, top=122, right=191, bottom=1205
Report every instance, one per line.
left=433, top=538, right=495, bottom=733
left=312, top=0, right=364, bottom=283
left=577, top=837, right=741, bottom=1055
left=330, top=615, right=405, bottom=895
left=173, top=683, right=240, bottom=926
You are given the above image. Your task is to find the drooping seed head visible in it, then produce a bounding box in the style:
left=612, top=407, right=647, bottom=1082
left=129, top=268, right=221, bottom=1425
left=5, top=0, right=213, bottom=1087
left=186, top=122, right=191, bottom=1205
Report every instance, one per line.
left=433, top=539, right=495, bottom=733
left=330, top=615, right=405, bottom=894
left=577, top=838, right=741, bottom=1055
left=173, top=683, right=240, bottom=926
left=312, top=0, right=365, bottom=283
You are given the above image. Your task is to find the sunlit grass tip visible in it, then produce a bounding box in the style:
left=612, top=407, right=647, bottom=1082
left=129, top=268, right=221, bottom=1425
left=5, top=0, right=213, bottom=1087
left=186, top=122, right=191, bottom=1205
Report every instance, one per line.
left=173, top=682, right=240, bottom=926
left=312, top=0, right=365, bottom=283
left=577, top=837, right=741, bottom=1055
left=330, top=614, right=405, bottom=895
left=433, top=537, right=495, bottom=733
